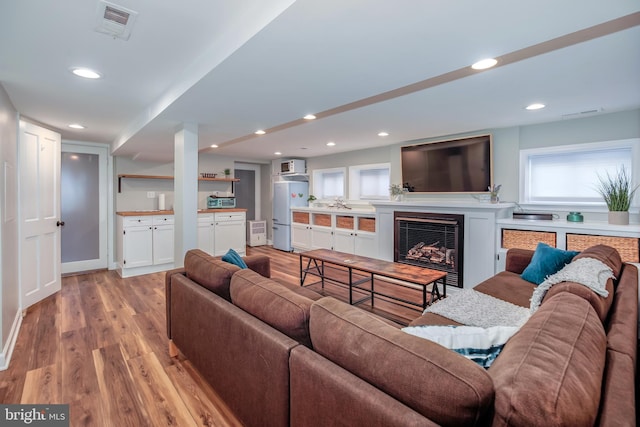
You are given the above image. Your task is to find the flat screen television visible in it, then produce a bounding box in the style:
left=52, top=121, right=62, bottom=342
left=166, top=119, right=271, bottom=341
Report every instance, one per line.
left=400, top=134, right=492, bottom=193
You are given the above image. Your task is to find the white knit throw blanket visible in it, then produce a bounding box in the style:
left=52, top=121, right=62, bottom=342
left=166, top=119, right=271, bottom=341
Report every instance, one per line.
left=425, top=289, right=530, bottom=328
left=529, top=257, right=614, bottom=314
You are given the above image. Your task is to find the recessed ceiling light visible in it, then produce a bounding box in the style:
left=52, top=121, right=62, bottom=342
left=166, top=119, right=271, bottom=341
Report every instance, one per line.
left=70, top=67, right=102, bottom=79
left=303, top=114, right=316, bottom=120
left=68, top=123, right=85, bottom=129
left=255, top=129, right=266, bottom=135
left=326, top=142, right=336, bottom=146
left=210, top=144, right=218, bottom=148
left=378, top=132, right=389, bottom=137
left=471, top=58, right=498, bottom=70
left=274, top=151, right=282, bottom=156
left=526, top=103, right=546, bottom=110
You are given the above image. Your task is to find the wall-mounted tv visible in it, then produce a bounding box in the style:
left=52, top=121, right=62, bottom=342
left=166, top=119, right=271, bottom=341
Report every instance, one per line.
left=401, top=134, right=492, bottom=193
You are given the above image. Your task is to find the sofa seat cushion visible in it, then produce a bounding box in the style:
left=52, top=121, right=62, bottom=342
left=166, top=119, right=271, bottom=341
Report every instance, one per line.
left=489, top=292, right=606, bottom=427
left=310, top=297, right=494, bottom=426
left=184, top=249, right=239, bottom=301
left=230, top=269, right=314, bottom=347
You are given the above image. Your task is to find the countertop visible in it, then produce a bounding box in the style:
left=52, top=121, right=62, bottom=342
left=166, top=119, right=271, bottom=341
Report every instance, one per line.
left=117, top=208, right=247, bottom=216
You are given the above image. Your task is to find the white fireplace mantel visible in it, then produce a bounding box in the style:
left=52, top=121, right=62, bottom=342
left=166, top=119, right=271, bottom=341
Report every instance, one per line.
left=371, top=200, right=516, bottom=289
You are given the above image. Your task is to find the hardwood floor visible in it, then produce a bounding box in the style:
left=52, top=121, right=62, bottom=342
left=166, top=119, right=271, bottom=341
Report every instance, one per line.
left=0, top=245, right=423, bottom=426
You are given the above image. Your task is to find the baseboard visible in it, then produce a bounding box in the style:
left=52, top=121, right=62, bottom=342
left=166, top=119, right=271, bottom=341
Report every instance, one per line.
left=0, top=308, right=23, bottom=371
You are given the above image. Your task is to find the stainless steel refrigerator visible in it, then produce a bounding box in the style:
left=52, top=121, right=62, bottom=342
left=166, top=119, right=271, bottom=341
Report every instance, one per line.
left=272, top=181, right=309, bottom=251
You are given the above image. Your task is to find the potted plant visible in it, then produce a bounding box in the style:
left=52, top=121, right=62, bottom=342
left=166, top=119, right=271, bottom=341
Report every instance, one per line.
left=307, top=194, right=317, bottom=206
left=595, top=166, right=638, bottom=225
left=389, top=184, right=405, bottom=201
left=224, top=168, right=231, bottom=177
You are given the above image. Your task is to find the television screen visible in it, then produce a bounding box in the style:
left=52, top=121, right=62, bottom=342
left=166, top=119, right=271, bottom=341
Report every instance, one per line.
left=401, top=135, right=492, bottom=193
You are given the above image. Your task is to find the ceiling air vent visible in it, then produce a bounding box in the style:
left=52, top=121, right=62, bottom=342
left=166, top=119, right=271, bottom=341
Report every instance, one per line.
left=561, top=108, right=603, bottom=120
left=95, top=0, right=138, bottom=40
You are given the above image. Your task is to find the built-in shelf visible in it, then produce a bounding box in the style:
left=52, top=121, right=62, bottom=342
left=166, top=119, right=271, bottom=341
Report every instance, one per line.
left=118, top=174, right=239, bottom=192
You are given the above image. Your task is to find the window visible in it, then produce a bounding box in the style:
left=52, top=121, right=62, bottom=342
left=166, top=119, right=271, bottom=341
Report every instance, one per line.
left=312, top=167, right=346, bottom=200
left=520, top=139, right=638, bottom=205
left=349, top=163, right=390, bottom=200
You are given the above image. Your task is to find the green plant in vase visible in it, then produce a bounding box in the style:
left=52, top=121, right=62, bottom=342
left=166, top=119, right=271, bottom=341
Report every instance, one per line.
left=595, top=165, right=638, bottom=225
left=389, top=184, right=405, bottom=201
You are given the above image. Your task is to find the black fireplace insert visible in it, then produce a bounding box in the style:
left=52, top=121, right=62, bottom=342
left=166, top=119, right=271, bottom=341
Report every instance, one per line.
left=394, top=211, right=464, bottom=288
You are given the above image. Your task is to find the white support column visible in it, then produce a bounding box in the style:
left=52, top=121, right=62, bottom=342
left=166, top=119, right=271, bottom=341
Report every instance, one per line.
left=174, top=123, right=199, bottom=267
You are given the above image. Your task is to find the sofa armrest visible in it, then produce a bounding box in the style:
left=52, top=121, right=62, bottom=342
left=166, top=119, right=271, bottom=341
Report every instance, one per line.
left=244, top=254, right=271, bottom=278
left=505, top=248, right=534, bottom=274
left=165, top=267, right=186, bottom=339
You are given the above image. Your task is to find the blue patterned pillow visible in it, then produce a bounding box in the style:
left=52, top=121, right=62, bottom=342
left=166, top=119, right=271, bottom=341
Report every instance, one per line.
left=222, top=248, right=248, bottom=269
left=521, top=242, right=579, bottom=285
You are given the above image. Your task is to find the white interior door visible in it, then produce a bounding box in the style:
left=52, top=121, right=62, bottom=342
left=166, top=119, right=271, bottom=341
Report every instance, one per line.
left=61, top=143, right=108, bottom=273
left=19, top=121, right=61, bottom=309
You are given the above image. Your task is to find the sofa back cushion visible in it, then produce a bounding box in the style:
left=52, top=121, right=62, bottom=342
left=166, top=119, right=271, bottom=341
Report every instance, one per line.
left=572, top=244, right=623, bottom=278
left=309, top=297, right=494, bottom=426
left=184, top=249, right=239, bottom=301
left=230, top=269, right=314, bottom=347
left=489, top=292, right=606, bottom=427
left=542, top=244, right=622, bottom=323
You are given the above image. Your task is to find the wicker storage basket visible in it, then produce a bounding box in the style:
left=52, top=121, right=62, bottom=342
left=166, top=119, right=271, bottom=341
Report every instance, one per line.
left=336, top=215, right=354, bottom=230
left=501, top=229, right=557, bottom=250
left=313, top=213, right=332, bottom=227
left=358, top=217, right=376, bottom=233
left=292, top=212, right=309, bottom=224
left=566, top=234, right=639, bottom=263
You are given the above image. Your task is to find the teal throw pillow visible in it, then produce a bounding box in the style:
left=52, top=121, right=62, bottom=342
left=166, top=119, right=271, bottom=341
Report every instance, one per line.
left=222, top=248, right=248, bottom=269
left=521, top=242, right=579, bottom=285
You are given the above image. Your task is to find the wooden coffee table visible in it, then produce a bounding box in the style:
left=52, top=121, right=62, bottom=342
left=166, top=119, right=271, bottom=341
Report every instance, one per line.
left=299, top=249, right=446, bottom=313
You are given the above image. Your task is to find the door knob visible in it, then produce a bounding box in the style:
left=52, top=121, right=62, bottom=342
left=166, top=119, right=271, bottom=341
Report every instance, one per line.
left=57, top=220, right=65, bottom=227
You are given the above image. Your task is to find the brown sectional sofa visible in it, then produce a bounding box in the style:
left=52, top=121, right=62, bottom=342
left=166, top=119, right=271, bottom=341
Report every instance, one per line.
left=165, top=246, right=637, bottom=426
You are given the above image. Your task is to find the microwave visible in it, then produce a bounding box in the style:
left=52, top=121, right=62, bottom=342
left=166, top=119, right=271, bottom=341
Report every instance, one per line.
left=281, top=159, right=306, bottom=175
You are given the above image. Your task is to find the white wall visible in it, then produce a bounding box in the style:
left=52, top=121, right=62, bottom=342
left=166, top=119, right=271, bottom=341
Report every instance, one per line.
left=0, top=85, right=20, bottom=368
left=302, top=109, right=640, bottom=220
left=115, top=153, right=238, bottom=212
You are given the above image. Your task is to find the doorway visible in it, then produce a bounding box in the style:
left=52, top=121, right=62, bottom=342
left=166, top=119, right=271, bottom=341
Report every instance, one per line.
left=234, top=163, right=262, bottom=221
left=61, top=142, right=109, bottom=274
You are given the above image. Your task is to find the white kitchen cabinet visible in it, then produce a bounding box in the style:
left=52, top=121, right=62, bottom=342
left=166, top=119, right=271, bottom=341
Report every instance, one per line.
left=333, top=215, right=377, bottom=257
left=197, top=213, right=215, bottom=255
left=310, top=227, right=333, bottom=249
left=152, top=215, right=174, bottom=265
left=117, top=214, right=174, bottom=277
left=290, top=210, right=378, bottom=257
left=291, top=223, right=311, bottom=251
left=214, top=212, right=246, bottom=256
left=122, top=218, right=153, bottom=268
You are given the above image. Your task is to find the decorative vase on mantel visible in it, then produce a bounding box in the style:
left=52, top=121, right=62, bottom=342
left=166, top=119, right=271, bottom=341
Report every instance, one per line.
left=608, top=211, right=630, bottom=226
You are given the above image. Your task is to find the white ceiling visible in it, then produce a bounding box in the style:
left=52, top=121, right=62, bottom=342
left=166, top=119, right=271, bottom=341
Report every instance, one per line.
left=2, top=1, right=639, bottom=163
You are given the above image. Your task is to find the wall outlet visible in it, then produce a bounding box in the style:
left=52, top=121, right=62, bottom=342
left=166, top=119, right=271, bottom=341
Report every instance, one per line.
left=147, top=191, right=156, bottom=198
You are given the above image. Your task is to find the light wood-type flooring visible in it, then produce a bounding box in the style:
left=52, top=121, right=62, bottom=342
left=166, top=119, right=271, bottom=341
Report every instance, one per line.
left=0, top=246, right=424, bottom=426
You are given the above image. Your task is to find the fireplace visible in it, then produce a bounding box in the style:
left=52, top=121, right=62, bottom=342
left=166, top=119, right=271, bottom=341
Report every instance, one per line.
left=394, top=211, right=464, bottom=288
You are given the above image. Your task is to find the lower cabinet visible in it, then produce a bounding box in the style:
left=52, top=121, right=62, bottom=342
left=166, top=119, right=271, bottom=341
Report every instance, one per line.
left=197, top=212, right=246, bottom=256
left=291, top=210, right=377, bottom=257
left=214, top=212, right=246, bottom=256
left=291, top=223, right=311, bottom=250
left=117, top=215, right=174, bottom=277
